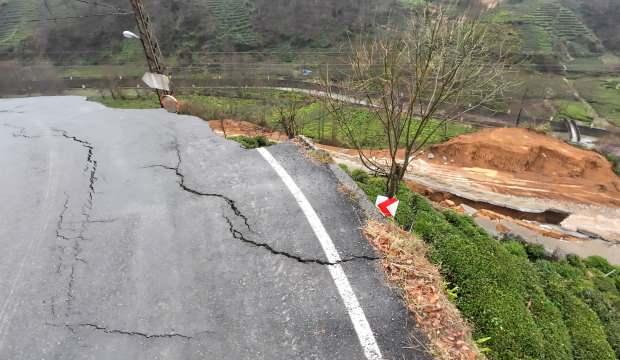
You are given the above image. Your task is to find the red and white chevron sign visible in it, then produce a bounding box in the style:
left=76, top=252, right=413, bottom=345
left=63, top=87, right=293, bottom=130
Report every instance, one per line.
left=375, top=196, right=399, bottom=217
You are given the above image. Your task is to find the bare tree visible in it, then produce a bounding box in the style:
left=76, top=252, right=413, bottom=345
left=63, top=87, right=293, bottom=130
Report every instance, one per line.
left=276, top=95, right=306, bottom=139
left=323, top=4, right=513, bottom=197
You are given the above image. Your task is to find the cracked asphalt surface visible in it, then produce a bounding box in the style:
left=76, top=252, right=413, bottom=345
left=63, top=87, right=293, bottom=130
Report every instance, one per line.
left=0, top=97, right=429, bottom=359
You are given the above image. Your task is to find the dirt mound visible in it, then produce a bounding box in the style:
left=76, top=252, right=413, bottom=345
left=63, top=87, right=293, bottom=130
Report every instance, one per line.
left=208, top=120, right=288, bottom=141
left=429, top=128, right=620, bottom=193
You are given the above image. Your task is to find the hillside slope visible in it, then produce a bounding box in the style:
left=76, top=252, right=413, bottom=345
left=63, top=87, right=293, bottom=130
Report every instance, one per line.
left=1, top=0, right=399, bottom=59
left=486, top=0, right=607, bottom=59
left=0, top=0, right=38, bottom=51
left=575, top=0, right=620, bottom=53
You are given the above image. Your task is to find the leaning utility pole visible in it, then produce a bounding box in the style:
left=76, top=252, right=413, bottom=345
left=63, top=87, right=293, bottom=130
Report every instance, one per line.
left=128, top=0, right=170, bottom=103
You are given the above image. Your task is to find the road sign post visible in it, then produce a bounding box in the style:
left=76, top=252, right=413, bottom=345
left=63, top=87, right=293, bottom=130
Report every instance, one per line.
left=375, top=196, right=399, bottom=218
left=128, top=0, right=171, bottom=106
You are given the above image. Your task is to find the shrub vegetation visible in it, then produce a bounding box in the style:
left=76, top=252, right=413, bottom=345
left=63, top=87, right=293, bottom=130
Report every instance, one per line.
left=351, top=173, right=620, bottom=359
left=228, top=135, right=273, bottom=149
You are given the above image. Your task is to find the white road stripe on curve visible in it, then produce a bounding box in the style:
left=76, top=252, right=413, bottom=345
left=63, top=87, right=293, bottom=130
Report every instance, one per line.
left=257, top=147, right=383, bottom=360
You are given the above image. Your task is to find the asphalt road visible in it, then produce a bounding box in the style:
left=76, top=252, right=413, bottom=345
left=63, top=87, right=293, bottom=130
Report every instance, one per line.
left=0, top=96, right=429, bottom=359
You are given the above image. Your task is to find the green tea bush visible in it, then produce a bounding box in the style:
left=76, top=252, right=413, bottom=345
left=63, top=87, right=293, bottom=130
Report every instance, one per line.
left=411, top=198, right=571, bottom=360
left=579, top=288, right=620, bottom=358
left=537, top=261, right=616, bottom=360
left=542, top=258, right=620, bottom=358
left=525, top=243, right=547, bottom=261
left=501, top=239, right=529, bottom=258
left=584, top=256, right=617, bottom=274
left=352, top=175, right=618, bottom=359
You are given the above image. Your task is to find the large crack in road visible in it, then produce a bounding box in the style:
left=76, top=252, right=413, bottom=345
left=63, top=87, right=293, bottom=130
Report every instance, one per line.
left=0, top=97, right=426, bottom=359
left=47, top=130, right=208, bottom=342
left=144, top=139, right=379, bottom=266
left=223, top=216, right=378, bottom=265
left=69, top=323, right=195, bottom=340
left=45, top=322, right=212, bottom=342
left=52, top=129, right=98, bottom=317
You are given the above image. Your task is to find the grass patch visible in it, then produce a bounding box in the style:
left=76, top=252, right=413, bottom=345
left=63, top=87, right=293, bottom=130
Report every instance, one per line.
left=89, top=95, right=160, bottom=109
left=60, top=64, right=145, bottom=79
left=91, top=90, right=473, bottom=149
left=555, top=100, right=593, bottom=123
left=227, top=135, right=273, bottom=149
left=486, top=9, right=523, bottom=24
left=572, top=76, right=620, bottom=126
left=291, top=103, right=473, bottom=148
left=350, top=173, right=620, bottom=359
left=506, top=70, right=575, bottom=100
left=399, top=0, right=426, bottom=9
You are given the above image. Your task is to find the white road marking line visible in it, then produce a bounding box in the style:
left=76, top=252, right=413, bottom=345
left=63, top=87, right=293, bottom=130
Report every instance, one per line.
left=257, top=148, right=383, bottom=360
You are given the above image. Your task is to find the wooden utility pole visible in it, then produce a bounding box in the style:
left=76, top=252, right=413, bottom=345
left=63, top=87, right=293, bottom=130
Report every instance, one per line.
left=128, top=0, right=170, bottom=103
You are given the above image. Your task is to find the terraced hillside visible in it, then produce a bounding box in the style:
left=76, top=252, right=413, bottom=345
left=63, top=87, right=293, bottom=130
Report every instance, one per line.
left=206, top=0, right=259, bottom=50
left=520, top=22, right=553, bottom=55
left=527, top=2, right=603, bottom=56
left=488, top=0, right=604, bottom=58
left=0, top=0, right=38, bottom=51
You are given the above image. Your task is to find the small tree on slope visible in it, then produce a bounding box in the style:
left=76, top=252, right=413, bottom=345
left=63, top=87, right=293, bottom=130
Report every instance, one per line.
left=323, top=4, right=513, bottom=197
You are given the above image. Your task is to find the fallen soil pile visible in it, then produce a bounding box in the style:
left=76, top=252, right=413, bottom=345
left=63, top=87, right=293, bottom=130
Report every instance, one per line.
left=208, top=119, right=288, bottom=141
left=429, top=128, right=620, bottom=194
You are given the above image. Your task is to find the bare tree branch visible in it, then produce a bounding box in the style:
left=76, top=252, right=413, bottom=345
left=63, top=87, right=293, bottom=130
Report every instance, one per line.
left=321, top=3, right=515, bottom=197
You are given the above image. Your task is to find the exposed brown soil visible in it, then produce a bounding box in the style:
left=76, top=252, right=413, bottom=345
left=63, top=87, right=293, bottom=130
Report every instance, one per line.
left=208, top=119, right=289, bottom=141
left=428, top=128, right=620, bottom=195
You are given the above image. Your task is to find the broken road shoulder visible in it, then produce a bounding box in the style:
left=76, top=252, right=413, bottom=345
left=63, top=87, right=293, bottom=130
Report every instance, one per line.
left=255, top=146, right=384, bottom=360
left=297, top=135, right=480, bottom=359
left=297, top=135, right=384, bottom=224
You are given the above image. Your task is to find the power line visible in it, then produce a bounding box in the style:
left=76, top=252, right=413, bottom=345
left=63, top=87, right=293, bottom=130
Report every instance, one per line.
left=1, top=0, right=130, bottom=21
left=73, top=0, right=129, bottom=12
left=0, top=56, right=613, bottom=71
left=0, top=50, right=612, bottom=68
left=8, top=12, right=133, bottom=23
left=0, top=0, right=131, bottom=23
left=0, top=49, right=351, bottom=55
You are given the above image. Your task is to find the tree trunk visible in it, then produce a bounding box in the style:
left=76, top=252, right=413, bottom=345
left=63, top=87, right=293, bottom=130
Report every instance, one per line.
left=385, top=163, right=403, bottom=197
left=220, top=118, right=227, bottom=138
left=287, top=116, right=295, bottom=139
